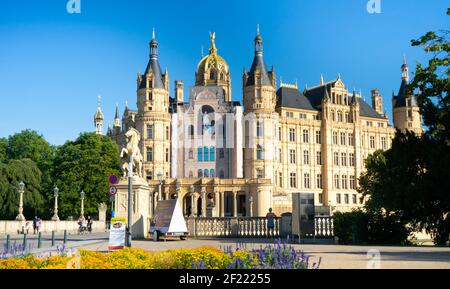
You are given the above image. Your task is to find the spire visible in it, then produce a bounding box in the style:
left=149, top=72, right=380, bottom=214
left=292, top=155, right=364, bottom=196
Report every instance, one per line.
left=150, top=28, right=158, bottom=59
left=245, top=27, right=271, bottom=87
left=94, top=96, right=104, bottom=135
left=254, top=25, right=263, bottom=56
left=113, top=104, right=120, bottom=128
left=201, top=45, right=204, bottom=58
left=320, top=74, right=324, bottom=85
left=209, top=32, right=217, bottom=55
left=337, top=73, right=341, bottom=80
left=257, top=24, right=260, bottom=35
left=401, top=55, right=409, bottom=82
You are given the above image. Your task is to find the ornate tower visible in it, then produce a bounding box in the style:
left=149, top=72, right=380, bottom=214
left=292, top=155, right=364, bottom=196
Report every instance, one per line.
left=392, top=57, right=422, bottom=134
left=371, top=88, right=383, bottom=115
left=195, top=33, right=232, bottom=102
left=113, top=104, right=121, bottom=135
left=242, top=26, right=279, bottom=208
left=175, top=80, right=184, bottom=103
left=135, top=29, right=172, bottom=180
left=94, top=96, right=104, bottom=135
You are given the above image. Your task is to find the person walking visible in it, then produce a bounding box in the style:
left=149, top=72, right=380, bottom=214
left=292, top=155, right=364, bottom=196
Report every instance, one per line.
left=266, top=208, right=277, bottom=238
left=86, top=216, right=93, bottom=233
left=33, top=216, right=38, bottom=234
left=36, top=218, right=42, bottom=234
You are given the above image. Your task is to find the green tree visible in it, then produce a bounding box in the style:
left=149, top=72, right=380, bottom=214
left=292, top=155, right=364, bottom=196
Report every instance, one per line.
left=51, top=133, right=120, bottom=219
left=0, top=138, right=7, bottom=163
left=0, top=159, right=44, bottom=220
left=6, top=130, right=56, bottom=200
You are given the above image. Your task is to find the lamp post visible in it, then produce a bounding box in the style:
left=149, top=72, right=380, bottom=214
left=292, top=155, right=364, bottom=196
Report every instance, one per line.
left=16, top=181, right=25, bottom=221
left=80, top=191, right=85, bottom=221
left=157, top=172, right=163, bottom=201
left=52, top=186, right=60, bottom=221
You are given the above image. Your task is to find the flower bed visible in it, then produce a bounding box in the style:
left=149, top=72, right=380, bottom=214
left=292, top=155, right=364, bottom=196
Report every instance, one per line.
left=0, top=240, right=321, bottom=269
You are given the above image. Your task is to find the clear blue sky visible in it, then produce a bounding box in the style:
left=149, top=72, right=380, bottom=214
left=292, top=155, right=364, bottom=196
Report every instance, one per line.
left=0, top=0, right=448, bottom=145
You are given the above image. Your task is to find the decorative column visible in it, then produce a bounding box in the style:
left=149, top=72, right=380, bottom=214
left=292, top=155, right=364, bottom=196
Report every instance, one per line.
left=149, top=192, right=154, bottom=218
left=191, top=193, right=196, bottom=217
left=16, top=181, right=25, bottom=221
left=220, top=192, right=225, bottom=217
left=80, top=191, right=85, bottom=221
left=233, top=191, right=238, bottom=217
left=201, top=189, right=207, bottom=218
left=214, top=191, right=220, bottom=217
left=249, top=194, right=254, bottom=217
left=52, top=187, right=60, bottom=221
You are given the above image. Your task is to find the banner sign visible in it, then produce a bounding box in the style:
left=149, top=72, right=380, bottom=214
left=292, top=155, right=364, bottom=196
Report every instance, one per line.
left=108, top=217, right=126, bottom=250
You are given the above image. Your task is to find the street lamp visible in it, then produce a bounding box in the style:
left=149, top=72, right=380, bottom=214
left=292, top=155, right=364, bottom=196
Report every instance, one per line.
left=80, top=191, right=85, bottom=221
left=157, top=172, right=163, bottom=201
left=16, top=181, right=25, bottom=221
left=52, top=186, right=60, bottom=221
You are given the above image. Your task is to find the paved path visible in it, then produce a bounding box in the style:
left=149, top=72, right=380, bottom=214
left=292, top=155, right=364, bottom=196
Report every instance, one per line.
left=79, top=238, right=450, bottom=269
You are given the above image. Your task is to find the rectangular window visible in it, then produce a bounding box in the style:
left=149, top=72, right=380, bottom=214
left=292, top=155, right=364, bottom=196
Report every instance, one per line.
left=290, top=173, right=297, bottom=188
left=304, top=173, right=310, bottom=189
left=370, top=136, right=376, bottom=149
left=349, top=153, right=355, bottom=167
left=147, top=124, right=154, bottom=139
left=289, top=128, right=295, bottom=142
left=340, top=132, right=346, bottom=145
left=303, top=129, right=309, bottom=143
left=319, top=193, right=323, bottom=204
left=316, top=131, right=321, bottom=144
left=342, top=175, right=348, bottom=190
left=278, top=127, right=282, bottom=141
left=336, top=193, right=341, bottom=204
left=165, top=126, right=170, bottom=140
left=350, top=175, right=356, bottom=190
left=352, top=194, right=357, bottom=204
left=334, top=174, right=340, bottom=189
left=146, top=170, right=153, bottom=180
left=256, top=169, right=264, bottom=179
left=303, top=150, right=309, bottom=165
left=316, top=151, right=322, bottom=165
left=256, top=121, right=263, bottom=137
left=289, top=149, right=296, bottom=164
left=165, top=148, right=169, bottom=162
left=341, top=153, right=347, bottom=166
left=348, top=133, right=354, bottom=146
left=198, top=147, right=203, bottom=161
left=146, top=147, right=153, bottom=162
left=317, top=174, right=323, bottom=189
left=344, top=194, right=349, bottom=204
left=333, top=132, right=338, bottom=145
left=279, top=172, right=283, bottom=188
left=381, top=137, right=387, bottom=150
left=334, top=152, right=339, bottom=166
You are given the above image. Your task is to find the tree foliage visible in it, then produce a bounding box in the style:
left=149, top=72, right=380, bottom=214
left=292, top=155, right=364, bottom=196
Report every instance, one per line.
left=0, top=138, right=7, bottom=163
left=51, top=133, right=120, bottom=219
left=0, top=159, right=44, bottom=219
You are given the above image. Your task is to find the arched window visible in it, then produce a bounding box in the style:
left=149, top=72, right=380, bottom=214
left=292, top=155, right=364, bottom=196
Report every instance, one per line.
left=198, top=169, right=203, bottom=178
left=210, top=146, right=215, bottom=161
left=189, top=125, right=194, bottom=138
left=210, top=71, right=215, bottom=80
left=204, top=169, right=209, bottom=177
left=198, top=147, right=203, bottom=161
left=220, top=73, right=224, bottom=80
left=203, top=146, right=209, bottom=161
left=257, top=145, right=264, bottom=160
left=210, top=169, right=215, bottom=178
left=337, top=111, right=343, bottom=122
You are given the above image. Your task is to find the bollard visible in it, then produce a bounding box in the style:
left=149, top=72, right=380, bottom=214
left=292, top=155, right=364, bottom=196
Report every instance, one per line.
left=63, top=230, right=67, bottom=244
left=5, top=235, right=11, bottom=253
left=22, top=234, right=28, bottom=252
left=51, top=231, right=55, bottom=247
left=38, top=232, right=42, bottom=249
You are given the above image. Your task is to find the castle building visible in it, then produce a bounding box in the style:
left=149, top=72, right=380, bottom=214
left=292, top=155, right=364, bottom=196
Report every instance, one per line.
left=101, top=28, right=422, bottom=218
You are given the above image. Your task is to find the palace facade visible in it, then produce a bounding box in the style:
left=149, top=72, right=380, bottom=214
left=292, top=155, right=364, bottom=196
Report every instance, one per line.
left=94, top=28, right=422, bottom=218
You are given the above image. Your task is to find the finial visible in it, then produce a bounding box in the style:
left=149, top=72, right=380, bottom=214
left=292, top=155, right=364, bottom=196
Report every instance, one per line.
left=337, top=73, right=341, bottom=80
left=280, top=76, right=283, bottom=86
left=201, top=45, right=204, bottom=58
left=320, top=74, right=324, bottom=85
left=97, top=95, right=101, bottom=108
left=209, top=32, right=217, bottom=54
left=257, top=24, right=260, bottom=35
left=295, top=79, right=298, bottom=89
left=152, top=27, right=156, bottom=39
left=403, top=54, right=407, bottom=65
left=125, top=100, right=128, bottom=108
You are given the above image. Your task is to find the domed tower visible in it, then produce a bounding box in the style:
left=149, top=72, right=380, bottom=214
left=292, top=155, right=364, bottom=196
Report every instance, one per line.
left=195, top=32, right=232, bottom=101
left=242, top=26, right=279, bottom=211
left=135, top=29, right=172, bottom=180
left=94, top=95, right=104, bottom=135
left=392, top=57, right=422, bottom=134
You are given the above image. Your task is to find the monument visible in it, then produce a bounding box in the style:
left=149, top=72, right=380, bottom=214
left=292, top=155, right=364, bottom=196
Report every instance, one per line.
left=114, top=128, right=151, bottom=239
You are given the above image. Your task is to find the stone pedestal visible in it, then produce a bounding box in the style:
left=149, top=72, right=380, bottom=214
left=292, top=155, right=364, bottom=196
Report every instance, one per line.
left=98, top=203, right=107, bottom=222
left=114, top=176, right=151, bottom=239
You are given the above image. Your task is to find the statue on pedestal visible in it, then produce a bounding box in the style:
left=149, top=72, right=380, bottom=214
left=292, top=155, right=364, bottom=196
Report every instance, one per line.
left=120, top=128, right=144, bottom=178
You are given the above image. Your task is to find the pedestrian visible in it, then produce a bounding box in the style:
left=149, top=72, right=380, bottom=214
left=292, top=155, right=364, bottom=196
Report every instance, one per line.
left=36, top=218, right=42, bottom=234
left=87, top=216, right=93, bottom=233
left=266, top=208, right=277, bottom=238
left=33, top=216, right=38, bottom=234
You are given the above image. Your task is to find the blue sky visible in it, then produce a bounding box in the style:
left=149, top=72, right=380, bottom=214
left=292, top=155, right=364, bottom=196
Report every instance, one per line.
left=0, top=0, right=448, bottom=145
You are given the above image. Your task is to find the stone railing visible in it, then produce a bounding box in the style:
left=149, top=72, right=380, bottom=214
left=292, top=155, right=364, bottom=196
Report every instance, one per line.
left=184, top=216, right=334, bottom=239
left=0, top=220, right=106, bottom=235
left=187, top=217, right=282, bottom=238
